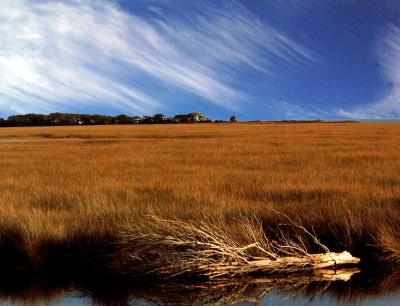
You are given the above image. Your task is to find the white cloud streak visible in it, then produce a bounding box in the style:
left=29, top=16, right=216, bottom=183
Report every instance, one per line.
left=278, top=101, right=330, bottom=119
left=338, top=24, right=400, bottom=119
left=0, top=0, right=318, bottom=115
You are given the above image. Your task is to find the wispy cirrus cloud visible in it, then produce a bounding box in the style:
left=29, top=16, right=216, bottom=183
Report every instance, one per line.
left=0, top=0, right=319, bottom=116
left=338, top=24, right=400, bottom=119
left=278, top=101, right=331, bottom=119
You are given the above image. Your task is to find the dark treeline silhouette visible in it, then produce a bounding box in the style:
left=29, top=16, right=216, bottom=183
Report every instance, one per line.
left=0, top=112, right=226, bottom=127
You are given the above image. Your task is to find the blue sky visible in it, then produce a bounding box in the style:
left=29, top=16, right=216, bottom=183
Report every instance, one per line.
left=1, top=0, right=400, bottom=120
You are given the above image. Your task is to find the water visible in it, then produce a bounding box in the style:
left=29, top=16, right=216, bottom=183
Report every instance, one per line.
left=0, top=268, right=399, bottom=305
left=2, top=290, right=400, bottom=306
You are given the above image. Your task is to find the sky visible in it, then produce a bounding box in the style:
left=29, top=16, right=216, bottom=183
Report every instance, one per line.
left=1, top=0, right=400, bottom=120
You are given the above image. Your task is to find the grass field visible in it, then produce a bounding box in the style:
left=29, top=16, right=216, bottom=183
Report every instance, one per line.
left=1, top=122, right=400, bottom=287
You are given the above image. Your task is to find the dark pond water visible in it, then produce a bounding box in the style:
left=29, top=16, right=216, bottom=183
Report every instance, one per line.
left=0, top=268, right=399, bottom=305
left=1, top=290, right=400, bottom=306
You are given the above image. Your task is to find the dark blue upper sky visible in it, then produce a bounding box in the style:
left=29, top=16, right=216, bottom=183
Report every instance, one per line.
left=1, top=0, right=400, bottom=120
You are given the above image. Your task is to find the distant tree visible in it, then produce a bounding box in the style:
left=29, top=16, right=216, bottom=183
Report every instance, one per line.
left=91, top=114, right=113, bottom=125
left=81, top=114, right=97, bottom=125
left=142, top=116, right=154, bottom=124
left=131, top=116, right=142, bottom=124
left=172, top=114, right=188, bottom=123
left=229, top=115, right=238, bottom=123
left=7, top=114, right=49, bottom=126
left=152, top=113, right=167, bottom=124
left=0, top=111, right=217, bottom=126
left=48, top=113, right=78, bottom=125
left=114, top=114, right=132, bottom=124
left=30, top=114, right=49, bottom=125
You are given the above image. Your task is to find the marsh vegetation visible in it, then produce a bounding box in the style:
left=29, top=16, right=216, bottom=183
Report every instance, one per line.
left=0, top=122, right=399, bottom=299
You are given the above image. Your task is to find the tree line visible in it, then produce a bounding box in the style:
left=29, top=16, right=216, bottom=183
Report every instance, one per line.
left=0, top=112, right=238, bottom=127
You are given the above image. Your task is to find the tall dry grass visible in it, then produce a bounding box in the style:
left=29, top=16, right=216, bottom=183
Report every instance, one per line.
left=0, top=122, right=399, bottom=279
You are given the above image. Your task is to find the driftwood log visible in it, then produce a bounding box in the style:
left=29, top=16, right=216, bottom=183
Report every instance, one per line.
left=122, top=215, right=360, bottom=279
left=248, top=251, right=360, bottom=271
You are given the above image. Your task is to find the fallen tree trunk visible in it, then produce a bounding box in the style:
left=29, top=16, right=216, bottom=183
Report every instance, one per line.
left=121, top=215, right=360, bottom=279
left=184, top=251, right=360, bottom=278
left=249, top=251, right=360, bottom=270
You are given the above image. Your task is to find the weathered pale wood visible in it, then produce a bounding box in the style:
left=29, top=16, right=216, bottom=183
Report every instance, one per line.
left=217, top=251, right=360, bottom=273
left=124, top=215, right=361, bottom=278
left=310, top=251, right=360, bottom=269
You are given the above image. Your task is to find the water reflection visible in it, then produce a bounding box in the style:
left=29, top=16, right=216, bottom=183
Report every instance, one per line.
left=0, top=268, right=399, bottom=305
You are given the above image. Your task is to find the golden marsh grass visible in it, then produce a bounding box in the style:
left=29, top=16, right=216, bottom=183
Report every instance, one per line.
left=0, top=122, right=400, bottom=278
